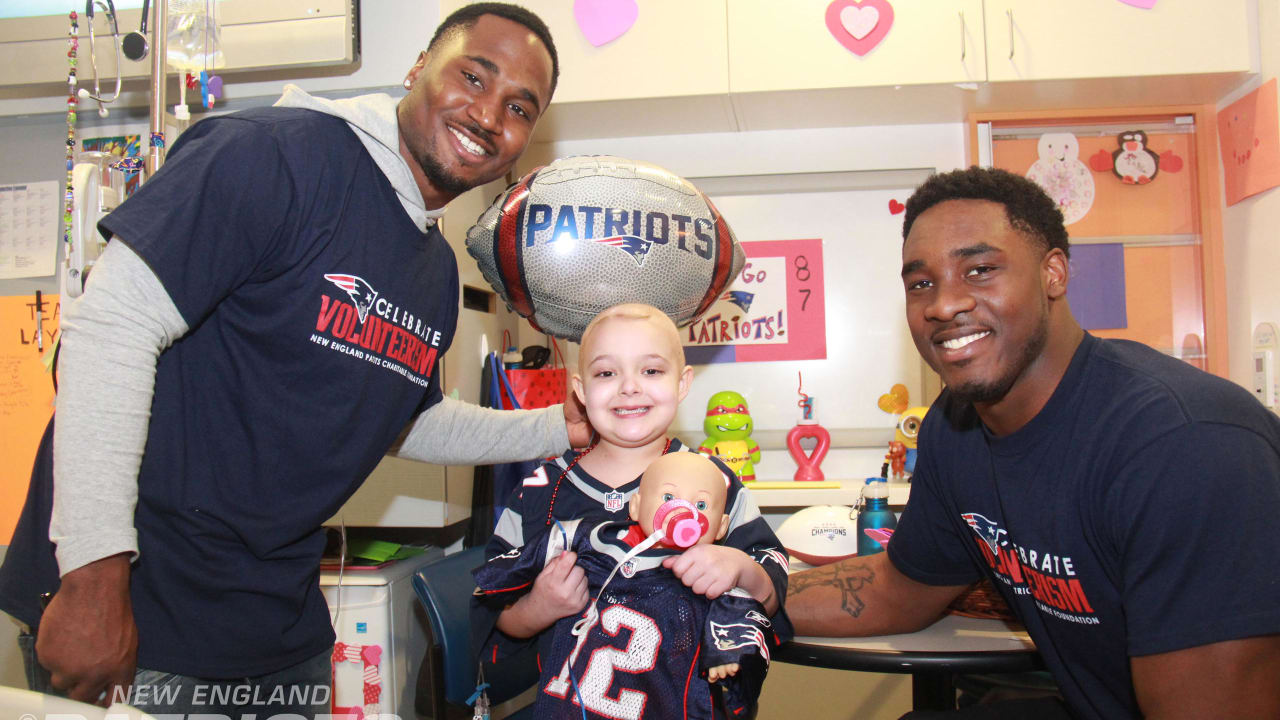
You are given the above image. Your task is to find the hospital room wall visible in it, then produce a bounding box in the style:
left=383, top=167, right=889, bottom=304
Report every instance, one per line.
left=1219, top=1, right=1280, bottom=393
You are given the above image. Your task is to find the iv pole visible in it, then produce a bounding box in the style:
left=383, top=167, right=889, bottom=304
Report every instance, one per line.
left=144, top=0, right=167, bottom=177
left=64, top=0, right=168, bottom=299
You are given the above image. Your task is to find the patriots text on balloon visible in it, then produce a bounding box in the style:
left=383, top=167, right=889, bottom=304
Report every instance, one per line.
left=522, top=203, right=718, bottom=260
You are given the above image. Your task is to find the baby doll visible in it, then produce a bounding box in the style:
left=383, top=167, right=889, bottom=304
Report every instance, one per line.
left=473, top=452, right=777, bottom=720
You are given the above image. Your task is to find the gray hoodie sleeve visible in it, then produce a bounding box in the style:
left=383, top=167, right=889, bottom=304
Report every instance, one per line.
left=50, top=239, right=189, bottom=576
left=394, top=397, right=570, bottom=465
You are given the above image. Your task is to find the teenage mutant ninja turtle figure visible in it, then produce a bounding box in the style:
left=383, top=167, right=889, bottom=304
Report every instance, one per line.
left=698, top=390, right=762, bottom=481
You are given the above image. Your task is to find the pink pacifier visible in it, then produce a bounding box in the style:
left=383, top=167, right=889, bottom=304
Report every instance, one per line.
left=652, top=499, right=709, bottom=548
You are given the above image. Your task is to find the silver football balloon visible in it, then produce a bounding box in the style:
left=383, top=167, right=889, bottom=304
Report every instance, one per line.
left=466, top=155, right=746, bottom=342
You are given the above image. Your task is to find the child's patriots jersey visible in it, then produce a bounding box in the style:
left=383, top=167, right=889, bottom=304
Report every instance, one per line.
left=479, top=438, right=791, bottom=633
left=473, top=519, right=777, bottom=720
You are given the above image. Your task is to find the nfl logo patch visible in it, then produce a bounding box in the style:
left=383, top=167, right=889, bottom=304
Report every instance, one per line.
left=621, top=560, right=636, bottom=578
left=603, top=491, right=625, bottom=512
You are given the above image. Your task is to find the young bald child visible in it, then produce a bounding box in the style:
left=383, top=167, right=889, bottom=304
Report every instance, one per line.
left=472, top=303, right=790, bottom=697
left=473, top=452, right=778, bottom=719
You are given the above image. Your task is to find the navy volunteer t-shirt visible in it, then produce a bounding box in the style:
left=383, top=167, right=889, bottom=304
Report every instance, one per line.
left=888, top=334, right=1280, bottom=719
left=94, top=107, right=458, bottom=677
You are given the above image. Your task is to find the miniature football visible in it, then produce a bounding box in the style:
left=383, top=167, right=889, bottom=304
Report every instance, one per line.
left=776, top=505, right=860, bottom=566
left=465, top=155, right=746, bottom=341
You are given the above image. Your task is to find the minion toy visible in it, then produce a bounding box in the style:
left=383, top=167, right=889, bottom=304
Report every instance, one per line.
left=698, top=390, right=761, bottom=481
left=877, top=384, right=929, bottom=480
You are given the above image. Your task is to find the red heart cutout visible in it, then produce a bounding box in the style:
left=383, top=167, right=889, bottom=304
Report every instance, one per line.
left=1089, top=149, right=1113, bottom=173
left=888, top=198, right=905, bottom=214
left=825, top=0, right=895, bottom=56
left=1158, top=150, right=1183, bottom=173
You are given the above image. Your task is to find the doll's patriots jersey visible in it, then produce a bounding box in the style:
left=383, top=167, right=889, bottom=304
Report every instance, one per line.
left=474, top=519, right=777, bottom=720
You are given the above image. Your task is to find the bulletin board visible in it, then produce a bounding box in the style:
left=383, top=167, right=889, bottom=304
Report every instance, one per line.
left=1, top=293, right=57, bottom=544
left=674, top=170, right=930, bottom=437
left=990, top=121, right=1206, bottom=360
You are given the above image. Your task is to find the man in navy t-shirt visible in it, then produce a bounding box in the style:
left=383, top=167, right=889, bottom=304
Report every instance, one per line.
left=786, top=167, right=1280, bottom=719
left=0, top=4, right=590, bottom=717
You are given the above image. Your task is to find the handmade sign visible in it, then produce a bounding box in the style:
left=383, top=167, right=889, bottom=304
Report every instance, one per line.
left=683, top=238, right=826, bottom=365
left=1218, top=79, right=1280, bottom=206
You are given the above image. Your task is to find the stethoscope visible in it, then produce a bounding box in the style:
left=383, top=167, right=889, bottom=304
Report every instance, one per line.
left=78, top=0, right=123, bottom=117
left=78, top=0, right=151, bottom=117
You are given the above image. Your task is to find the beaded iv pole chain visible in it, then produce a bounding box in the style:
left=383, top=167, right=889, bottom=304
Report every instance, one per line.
left=64, top=11, right=79, bottom=252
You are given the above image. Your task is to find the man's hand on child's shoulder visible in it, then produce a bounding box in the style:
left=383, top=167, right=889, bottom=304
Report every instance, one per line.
left=662, top=545, right=752, bottom=600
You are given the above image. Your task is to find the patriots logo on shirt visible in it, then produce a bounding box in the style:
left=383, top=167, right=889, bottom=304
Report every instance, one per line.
left=755, top=547, right=790, bottom=571
left=961, top=512, right=1007, bottom=557
left=323, top=273, right=378, bottom=324
left=745, top=609, right=772, bottom=628
left=710, top=621, right=771, bottom=664
left=722, top=290, right=755, bottom=313
left=593, top=234, right=653, bottom=266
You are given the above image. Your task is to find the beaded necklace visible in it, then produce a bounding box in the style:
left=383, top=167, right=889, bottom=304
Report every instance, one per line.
left=63, top=11, right=79, bottom=249
left=544, top=437, right=673, bottom=525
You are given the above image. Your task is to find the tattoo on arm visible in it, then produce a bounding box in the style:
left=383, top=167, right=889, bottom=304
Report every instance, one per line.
left=787, top=562, right=876, bottom=619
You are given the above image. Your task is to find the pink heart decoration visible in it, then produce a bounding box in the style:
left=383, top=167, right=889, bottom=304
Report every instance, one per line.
left=361, top=644, right=382, bottom=666
left=574, top=0, right=638, bottom=47
left=825, top=0, right=894, bottom=56
left=787, top=424, right=831, bottom=482
left=1116, top=0, right=1158, bottom=8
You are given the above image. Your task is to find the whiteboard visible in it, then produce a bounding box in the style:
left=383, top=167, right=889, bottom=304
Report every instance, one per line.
left=674, top=170, right=932, bottom=438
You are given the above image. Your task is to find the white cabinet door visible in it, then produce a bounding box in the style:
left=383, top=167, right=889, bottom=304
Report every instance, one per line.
left=439, top=0, right=731, bottom=105
left=728, top=0, right=986, bottom=93
left=986, top=0, right=1255, bottom=82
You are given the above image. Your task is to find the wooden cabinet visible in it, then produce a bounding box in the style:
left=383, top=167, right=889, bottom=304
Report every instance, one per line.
left=985, top=0, right=1255, bottom=82
left=727, top=0, right=986, bottom=93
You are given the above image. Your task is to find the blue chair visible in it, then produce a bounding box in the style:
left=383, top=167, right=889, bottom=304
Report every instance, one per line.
left=411, top=547, right=538, bottom=720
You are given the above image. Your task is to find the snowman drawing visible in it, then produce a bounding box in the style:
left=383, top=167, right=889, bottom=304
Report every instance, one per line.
left=1026, top=132, right=1095, bottom=225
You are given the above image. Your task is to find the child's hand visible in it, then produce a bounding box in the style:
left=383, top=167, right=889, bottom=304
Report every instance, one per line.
left=527, top=551, right=590, bottom=626
left=661, top=545, right=750, bottom=599
left=707, top=663, right=740, bottom=682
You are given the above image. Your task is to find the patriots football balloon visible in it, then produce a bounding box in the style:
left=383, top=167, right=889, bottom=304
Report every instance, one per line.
left=465, top=155, right=746, bottom=341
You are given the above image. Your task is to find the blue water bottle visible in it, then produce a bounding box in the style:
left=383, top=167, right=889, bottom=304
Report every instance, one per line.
left=857, top=477, right=897, bottom=556
left=502, top=345, right=522, bottom=369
